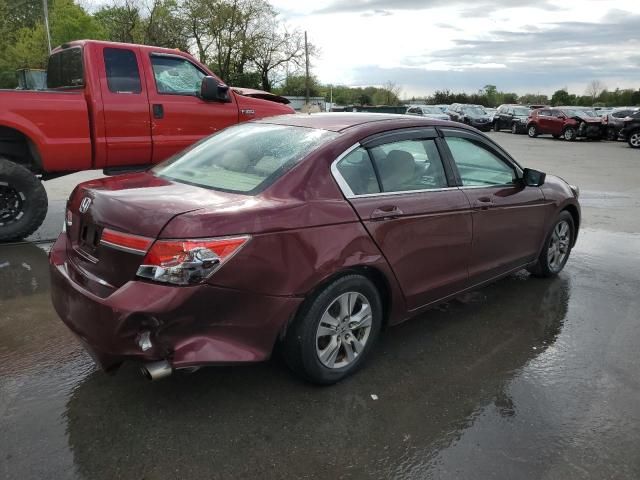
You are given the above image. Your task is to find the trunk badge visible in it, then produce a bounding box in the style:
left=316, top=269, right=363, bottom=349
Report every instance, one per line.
left=79, top=197, right=92, bottom=213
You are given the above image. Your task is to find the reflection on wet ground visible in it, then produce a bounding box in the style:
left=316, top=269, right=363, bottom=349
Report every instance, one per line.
left=1, top=230, right=639, bottom=479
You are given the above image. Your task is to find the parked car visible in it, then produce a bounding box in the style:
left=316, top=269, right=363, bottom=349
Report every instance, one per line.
left=602, top=108, right=640, bottom=141
left=448, top=104, right=493, bottom=131
left=527, top=108, right=602, bottom=140
left=620, top=110, right=640, bottom=148
left=484, top=107, right=497, bottom=118
left=405, top=105, right=450, bottom=120
left=493, top=104, right=531, bottom=134
left=0, top=40, right=294, bottom=241
left=50, top=113, right=581, bottom=384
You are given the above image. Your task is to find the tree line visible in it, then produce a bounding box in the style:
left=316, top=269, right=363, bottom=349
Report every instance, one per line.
left=0, top=0, right=311, bottom=90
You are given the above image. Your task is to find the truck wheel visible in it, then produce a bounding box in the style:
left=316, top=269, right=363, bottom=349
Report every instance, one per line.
left=563, top=127, right=577, bottom=141
left=0, top=158, right=48, bottom=241
left=628, top=131, right=640, bottom=149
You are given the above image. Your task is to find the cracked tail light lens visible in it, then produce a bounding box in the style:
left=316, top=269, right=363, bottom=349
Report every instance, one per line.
left=136, top=235, right=250, bottom=285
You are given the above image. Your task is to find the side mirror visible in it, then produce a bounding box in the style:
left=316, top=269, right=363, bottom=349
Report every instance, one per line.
left=523, top=168, right=546, bottom=187
left=200, top=76, right=230, bottom=102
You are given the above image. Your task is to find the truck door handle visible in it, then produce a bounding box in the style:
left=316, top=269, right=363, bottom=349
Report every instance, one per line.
left=371, top=206, right=403, bottom=220
left=474, top=196, right=494, bottom=210
left=152, top=104, right=164, bottom=119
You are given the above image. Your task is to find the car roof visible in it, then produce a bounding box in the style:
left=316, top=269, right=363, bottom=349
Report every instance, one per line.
left=254, top=112, right=461, bottom=133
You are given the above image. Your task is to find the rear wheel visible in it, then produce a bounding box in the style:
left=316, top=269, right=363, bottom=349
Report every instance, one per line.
left=493, top=122, right=500, bottom=132
left=628, top=131, right=640, bottom=149
left=528, top=212, right=575, bottom=278
left=283, top=274, right=382, bottom=384
left=0, top=158, right=48, bottom=242
left=563, top=127, right=577, bottom=141
left=528, top=125, right=538, bottom=138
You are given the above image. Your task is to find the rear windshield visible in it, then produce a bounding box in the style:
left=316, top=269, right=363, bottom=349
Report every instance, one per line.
left=153, top=123, right=338, bottom=194
left=47, top=47, right=84, bottom=88
left=513, top=107, right=530, bottom=116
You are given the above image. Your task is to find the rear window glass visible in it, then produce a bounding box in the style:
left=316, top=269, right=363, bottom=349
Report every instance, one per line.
left=153, top=123, right=338, bottom=194
left=47, top=47, right=84, bottom=88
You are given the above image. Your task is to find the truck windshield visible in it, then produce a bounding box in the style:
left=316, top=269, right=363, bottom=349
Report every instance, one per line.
left=153, top=123, right=338, bottom=194
left=47, top=47, right=84, bottom=88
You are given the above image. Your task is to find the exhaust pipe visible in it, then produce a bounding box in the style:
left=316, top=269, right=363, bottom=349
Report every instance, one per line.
left=140, top=360, right=172, bottom=381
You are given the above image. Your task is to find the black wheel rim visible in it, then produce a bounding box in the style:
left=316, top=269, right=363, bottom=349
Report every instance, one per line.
left=0, top=183, right=26, bottom=226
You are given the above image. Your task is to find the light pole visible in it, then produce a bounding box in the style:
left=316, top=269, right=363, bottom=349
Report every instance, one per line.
left=43, top=0, right=52, bottom=53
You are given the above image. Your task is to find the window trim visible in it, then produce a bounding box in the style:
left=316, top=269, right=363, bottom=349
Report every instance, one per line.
left=149, top=52, right=209, bottom=97
left=437, top=127, right=523, bottom=189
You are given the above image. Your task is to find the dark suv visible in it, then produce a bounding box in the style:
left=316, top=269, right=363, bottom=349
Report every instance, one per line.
left=603, top=108, right=640, bottom=141
left=447, top=104, right=493, bottom=131
left=527, top=108, right=602, bottom=141
left=620, top=111, right=640, bottom=148
left=493, top=104, right=532, bottom=134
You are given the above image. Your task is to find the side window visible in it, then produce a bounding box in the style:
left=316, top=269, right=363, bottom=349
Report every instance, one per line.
left=104, top=48, right=141, bottom=94
left=151, top=55, right=206, bottom=95
left=613, top=110, right=630, bottom=118
left=369, top=139, right=448, bottom=193
left=445, top=137, right=517, bottom=187
left=335, top=147, right=380, bottom=195
left=539, top=109, right=551, bottom=117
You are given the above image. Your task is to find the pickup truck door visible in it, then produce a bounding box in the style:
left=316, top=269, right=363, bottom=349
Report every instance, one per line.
left=143, top=53, right=239, bottom=163
left=97, top=45, right=153, bottom=167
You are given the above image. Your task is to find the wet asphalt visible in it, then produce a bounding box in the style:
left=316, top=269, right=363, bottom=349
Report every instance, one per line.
left=2, top=135, right=640, bottom=479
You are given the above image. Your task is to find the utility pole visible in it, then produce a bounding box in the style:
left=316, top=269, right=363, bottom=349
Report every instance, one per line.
left=304, top=31, right=310, bottom=108
left=43, top=0, right=52, bottom=53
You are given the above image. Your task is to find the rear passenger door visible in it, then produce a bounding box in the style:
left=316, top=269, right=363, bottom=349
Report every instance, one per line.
left=97, top=46, right=152, bottom=167
left=440, top=128, right=550, bottom=283
left=333, top=129, right=473, bottom=311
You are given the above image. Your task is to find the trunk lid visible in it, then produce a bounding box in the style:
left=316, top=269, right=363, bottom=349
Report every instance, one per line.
left=65, top=172, right=249, bottom=294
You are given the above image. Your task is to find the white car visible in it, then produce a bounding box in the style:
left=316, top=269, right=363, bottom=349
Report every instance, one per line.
left=406, top=105, right=450, bottom=121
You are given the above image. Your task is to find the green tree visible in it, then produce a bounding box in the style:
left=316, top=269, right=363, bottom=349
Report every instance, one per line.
left=551, top=89, right=574, bottom=106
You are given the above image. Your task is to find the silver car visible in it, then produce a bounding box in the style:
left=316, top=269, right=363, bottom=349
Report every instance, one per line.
left=406, top=105, right=450, bottom=121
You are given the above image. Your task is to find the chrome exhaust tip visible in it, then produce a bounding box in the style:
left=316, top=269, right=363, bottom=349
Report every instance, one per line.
left=140, top=360, right=172, bottom=381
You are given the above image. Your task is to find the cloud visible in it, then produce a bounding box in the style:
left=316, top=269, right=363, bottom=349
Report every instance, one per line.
left=315, top=0, right=561, bottom=15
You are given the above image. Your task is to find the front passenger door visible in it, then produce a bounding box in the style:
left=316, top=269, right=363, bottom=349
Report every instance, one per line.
left=441, top=129, right=551, bottom=284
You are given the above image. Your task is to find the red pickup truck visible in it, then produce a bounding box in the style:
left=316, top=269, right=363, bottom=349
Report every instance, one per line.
left=0, top=40, right=294, bottom=241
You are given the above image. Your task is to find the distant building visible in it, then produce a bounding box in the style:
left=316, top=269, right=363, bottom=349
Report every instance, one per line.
left=283, top=96, right=326, bottom=112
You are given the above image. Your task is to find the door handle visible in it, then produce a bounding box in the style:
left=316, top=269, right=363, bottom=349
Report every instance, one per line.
left=152, top=104, right=164, bottom=119
left=371, top=206, right=403, bottom=220
left=474, top=196, right=494, bottom=210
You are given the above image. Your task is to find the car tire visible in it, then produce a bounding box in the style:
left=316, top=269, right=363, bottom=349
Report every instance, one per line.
left=563, top=127, right=577, bottom=141
left=0, top=158, right=48, bottom=242
left=511, top=123, right=518, bottom=134
left=628, top=130, right=640, bottom=149
left=528, top=211, right=575, bottom=278
left=493, top=122, right=500, bottom=132
left=283, top=274, right=383, bottom=384
left=606, top=128, right=618, bottom=141
left=528, top=125, right=538, bottom=138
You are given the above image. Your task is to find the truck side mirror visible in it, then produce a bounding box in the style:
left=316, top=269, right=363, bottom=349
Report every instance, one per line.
left=200, top=76, right=230, bottom=102
left=523, top=168, right=546, bottom=187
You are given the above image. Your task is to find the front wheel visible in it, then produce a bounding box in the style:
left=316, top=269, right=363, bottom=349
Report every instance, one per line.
left=528, top=125, right=538, bottom=137
left=283, top=274, right=382, bottom=384
left=528, top=212, right=575, bottom=277
left=628, top=131, right=640, bottom=149
left=0, top=158, right=48, bottom=242
left=563, top=127, right=577, bottom=141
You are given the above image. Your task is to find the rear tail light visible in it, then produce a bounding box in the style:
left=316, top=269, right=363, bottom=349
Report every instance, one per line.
left=136, top=235, right=250, bottom=285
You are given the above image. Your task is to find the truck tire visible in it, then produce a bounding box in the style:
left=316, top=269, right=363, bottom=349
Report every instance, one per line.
left=0, top=158, right=48, bottom=241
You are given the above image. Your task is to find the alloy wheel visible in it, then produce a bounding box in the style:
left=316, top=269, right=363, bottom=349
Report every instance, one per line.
left=564, top=128, right=576, bottom=141
left=0, top=183, right=25, bottom=226
left=528, top=126, right=536, bottom=137
left=547, top=220, right=571, bottom=272
left=315, top=291, right=372, bottom=369
left=630, top=132, right=640, bottom=148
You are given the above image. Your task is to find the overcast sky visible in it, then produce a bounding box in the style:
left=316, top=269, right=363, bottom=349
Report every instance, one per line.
left=271, top=0, right=640, bottom=98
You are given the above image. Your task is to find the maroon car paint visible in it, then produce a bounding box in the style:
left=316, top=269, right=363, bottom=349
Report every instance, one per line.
left=49, top=113, right=581, bottom=373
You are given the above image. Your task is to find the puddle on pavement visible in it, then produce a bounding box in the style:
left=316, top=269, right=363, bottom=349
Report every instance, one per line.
left=1, top=230, right=639, bottom=479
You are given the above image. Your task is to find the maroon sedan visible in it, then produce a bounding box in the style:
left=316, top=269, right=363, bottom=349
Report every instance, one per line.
left=49, top=114, right=581, bottom=384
